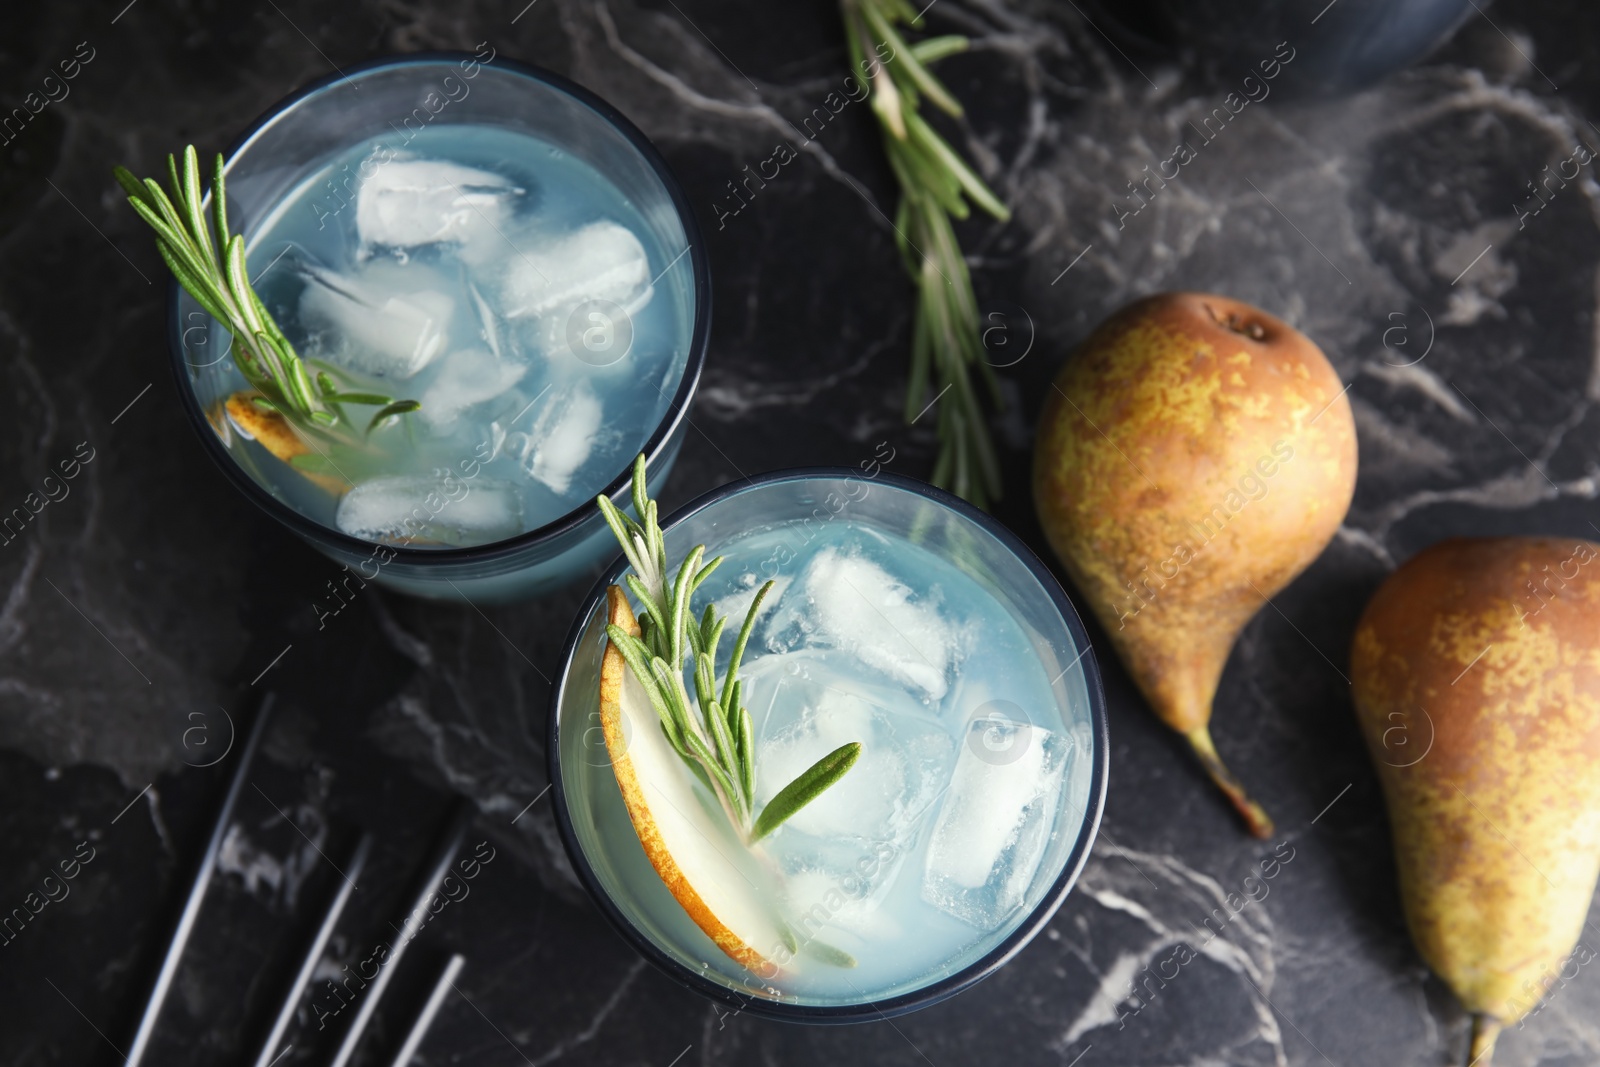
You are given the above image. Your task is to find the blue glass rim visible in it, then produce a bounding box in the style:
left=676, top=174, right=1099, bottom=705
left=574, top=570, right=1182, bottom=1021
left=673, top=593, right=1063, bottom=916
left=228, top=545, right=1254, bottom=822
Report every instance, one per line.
left=546, top=467, right=1110, bottom=1023
left=163, top=51, right=712, bottom=565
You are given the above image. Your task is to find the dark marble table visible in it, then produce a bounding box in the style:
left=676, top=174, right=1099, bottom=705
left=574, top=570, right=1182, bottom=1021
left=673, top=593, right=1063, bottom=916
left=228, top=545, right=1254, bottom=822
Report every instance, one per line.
left=4, top=1, right=1600, bottom=1064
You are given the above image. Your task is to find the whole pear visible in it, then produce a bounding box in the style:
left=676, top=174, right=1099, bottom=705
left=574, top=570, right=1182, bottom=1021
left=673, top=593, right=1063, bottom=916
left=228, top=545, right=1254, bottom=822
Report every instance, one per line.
left=1034, top=292, right=1357, bottom=836
left=1351, top=536, right=1600, bottom=1065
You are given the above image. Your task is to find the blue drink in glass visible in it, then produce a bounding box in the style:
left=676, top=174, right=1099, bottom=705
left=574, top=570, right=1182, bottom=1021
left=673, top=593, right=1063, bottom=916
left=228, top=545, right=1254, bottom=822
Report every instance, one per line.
left=171, top=56, right=706, bottom=601
left=553, top=472, right=1107, bottom=1016
left=234, top=124, right=692, bottom=546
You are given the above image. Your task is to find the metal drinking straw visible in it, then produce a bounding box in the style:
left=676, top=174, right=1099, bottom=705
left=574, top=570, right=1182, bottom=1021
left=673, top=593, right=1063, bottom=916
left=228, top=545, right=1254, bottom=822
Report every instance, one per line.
left=326, top=798, right=473, bottom=1067
left=252, top=832, right=374, bottom=1067
left=385, top=953, right=466, bottom=1067
left=125, top=692, right=275, bottom=1067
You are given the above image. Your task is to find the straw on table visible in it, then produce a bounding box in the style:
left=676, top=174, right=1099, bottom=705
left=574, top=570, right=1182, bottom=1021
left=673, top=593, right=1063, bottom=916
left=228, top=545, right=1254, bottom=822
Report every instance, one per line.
left=327, top=798, right=473, bottom=1067
left=384, top=953, right=466, bottom=1067
left=252, top=832, right=374, bottom=1067
left=126, top=692, right=276, bottom=1067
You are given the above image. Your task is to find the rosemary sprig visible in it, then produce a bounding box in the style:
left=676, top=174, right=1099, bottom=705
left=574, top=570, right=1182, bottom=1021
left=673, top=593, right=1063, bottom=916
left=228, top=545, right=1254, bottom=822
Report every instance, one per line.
left=597, top=455, right=861, bottom=845
left=844, top=0, right=1010, bottom=509
left=114, top=145, right=420, bottom=450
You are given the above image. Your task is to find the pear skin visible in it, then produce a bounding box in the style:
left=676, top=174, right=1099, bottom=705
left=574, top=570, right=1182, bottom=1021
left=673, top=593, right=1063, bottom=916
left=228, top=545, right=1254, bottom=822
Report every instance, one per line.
left=1350, top=536, right=1600, bottom=1064
left=1033, top=292, right=1357, bottom=836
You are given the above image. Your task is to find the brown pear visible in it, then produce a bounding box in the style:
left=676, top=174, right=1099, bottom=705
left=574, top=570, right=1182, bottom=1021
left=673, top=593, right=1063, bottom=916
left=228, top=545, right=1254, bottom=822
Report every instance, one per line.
left=1033, top=292, right=1357, bottom=836
left=1351, top=536, right=1600, bottom=1065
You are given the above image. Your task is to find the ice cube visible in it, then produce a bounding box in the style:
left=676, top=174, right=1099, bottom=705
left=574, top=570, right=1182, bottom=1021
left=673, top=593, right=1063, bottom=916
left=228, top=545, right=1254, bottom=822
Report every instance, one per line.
left=748, top=661, right=953, bottom=843
left=780, top=838, right=909, bottom=941
left=467, top=278, right=509, bottom=362
left=711, top=574, right=793, bottom=637
left=493, top=220, right=652, bottom=322
left=417, top=348, right=529, bottom=431
left=334, top=473, right=523, bottom=547
left=763, top=546, right=965, bottom=701
left=501, top=379, right=607, bottom=495
left=296, top=260, right=453, bottom=380
left=743, top=658, right=952, bottom=943
left=356, top=158, right=522, bottom=250
left=921, top=718, right=1072, bottom=930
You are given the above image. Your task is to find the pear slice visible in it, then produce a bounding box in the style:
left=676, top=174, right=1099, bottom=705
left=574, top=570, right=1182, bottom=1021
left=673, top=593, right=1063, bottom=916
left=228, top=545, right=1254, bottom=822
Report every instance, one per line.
left=224, top=392, right=349, bottom=494
left=598, top=585, right=787, bottom=976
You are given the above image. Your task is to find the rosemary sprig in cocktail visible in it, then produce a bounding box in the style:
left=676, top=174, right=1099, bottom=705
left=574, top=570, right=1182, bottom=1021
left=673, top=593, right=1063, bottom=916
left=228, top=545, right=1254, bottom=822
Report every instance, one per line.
left=114, top=146, right=420, bottom=471
left=843, top=0, right=1010, bottom=509
left=597, top=456, right=860, bottom=845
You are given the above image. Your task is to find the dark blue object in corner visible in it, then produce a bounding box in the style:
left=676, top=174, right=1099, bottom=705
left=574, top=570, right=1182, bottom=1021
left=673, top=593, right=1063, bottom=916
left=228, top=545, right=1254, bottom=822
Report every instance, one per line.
left=1092, top=0, right=1479, bottom=96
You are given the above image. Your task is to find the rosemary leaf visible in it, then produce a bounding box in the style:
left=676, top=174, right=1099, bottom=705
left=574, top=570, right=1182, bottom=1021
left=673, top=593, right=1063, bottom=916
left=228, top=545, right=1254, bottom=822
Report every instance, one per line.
left=891, top=136, right=965, bottom=219
left=597, top=497, right=648, bottom=580
left=670, top=717, right=743, bottom=821
left=887, top=0, right=921, bottom=24
left=125, top=197, right=196, bottom=268
left=113, top=165, right=153, bottom=208
left=629, top=453, right=651, bottom=517
left=154, top=240, right=229, bottom=325
left=751, top=743, right=863, bottom=843
left=863, top=3, right=962, bottom=117
left=180, top=147, right=215, bottom=267
left=652, top=656, right=698, bottom=738
left=210, top=153, right=228, bottom=250
left=892, top=194, right=916, bottom=274
left=721, top=579, right=774, bottom=711
left=289, top=452, right=338, bottom=474
left=308, top=358, right=354, bottom=382
left=704, top=693, right=742, bottom=783
left=904, top=110, right=1007, bottom=220
left=737, top=703, right=755, bottom=804
left=366, top=399, right=421, bottom=434
left=141, top=177, right=187, bottom=243
left=225, top=237, right=266, bottom=335
left=725, top=678, right=743, bottom=736
left=252, top=332, right=301, bottom=409
left=605, top=624, right=682, bottom=746
left=801, top=938, right=859, bottom=968
left=623, top=573, right=667, bottom=635
left=692, top=650, right=718, bottom=725
left=909, top=34, right=968, bottom=65
left=701, top=608, right=725, bottom=663
left=668, top=543, right=704, bottom=668
left=692, top=556, right=722, bottom=591
left=687, top=606, right=707, bottom=658
left=165, top=153, right=183, bottom=214
left=843, top=4, right=870, bottom=80
left=283, top=343, right=320, bottom=412
left=249, top=284, right=297, bottom=356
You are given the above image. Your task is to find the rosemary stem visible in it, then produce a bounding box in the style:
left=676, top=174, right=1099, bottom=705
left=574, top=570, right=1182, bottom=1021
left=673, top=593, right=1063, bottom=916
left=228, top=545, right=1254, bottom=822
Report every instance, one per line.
left=846, top=1, right=1009, bottom=510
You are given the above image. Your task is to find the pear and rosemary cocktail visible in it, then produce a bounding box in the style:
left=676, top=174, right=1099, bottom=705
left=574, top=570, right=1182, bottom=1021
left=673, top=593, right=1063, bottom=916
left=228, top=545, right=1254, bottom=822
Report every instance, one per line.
left=557, top=463, right=1100, bottom=1009
left=120, top=127, right=689, bottom=554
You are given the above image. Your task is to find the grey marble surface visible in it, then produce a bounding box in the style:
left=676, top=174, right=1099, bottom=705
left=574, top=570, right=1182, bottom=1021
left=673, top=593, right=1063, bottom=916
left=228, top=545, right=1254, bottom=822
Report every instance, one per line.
left=3, top=0, right=1600, bottom=1064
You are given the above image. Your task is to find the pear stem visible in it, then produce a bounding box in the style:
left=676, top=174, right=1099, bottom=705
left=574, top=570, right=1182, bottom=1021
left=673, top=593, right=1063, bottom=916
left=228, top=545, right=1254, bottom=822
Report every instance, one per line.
left=1467, top=1014, right=1501, bottom=1067
left=1183, top=726, right=1275, bottom=839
